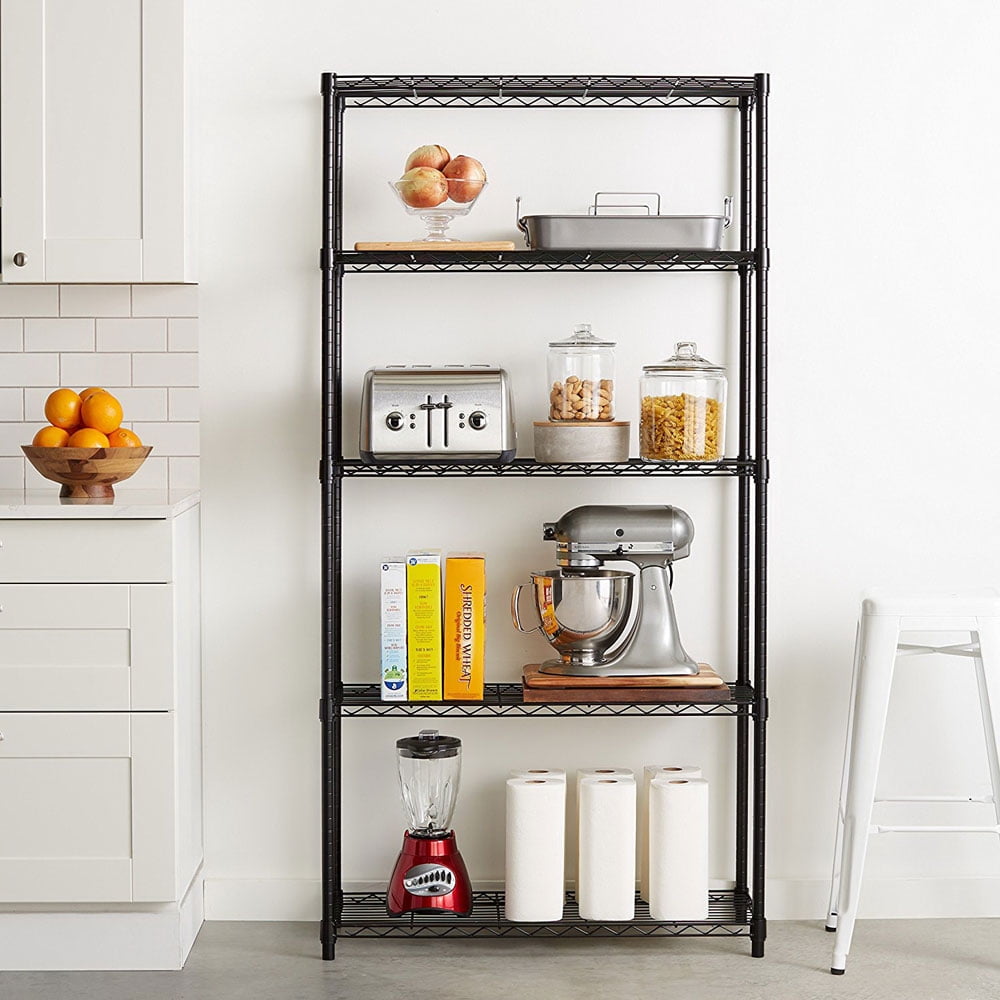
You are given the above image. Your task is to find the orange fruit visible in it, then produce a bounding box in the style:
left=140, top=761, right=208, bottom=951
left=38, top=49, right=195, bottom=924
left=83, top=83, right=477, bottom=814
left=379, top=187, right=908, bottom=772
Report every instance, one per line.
left=79, top=386, right=105, bottom=402
left=66, top=428, right=110, bottom=449
left=44, top=388, right=82, bottom=430
left=32, top=425, right=70, bottom=447
left=80, top=391, right=123, bottom=434
left=107, top=428, right=142, bottom=448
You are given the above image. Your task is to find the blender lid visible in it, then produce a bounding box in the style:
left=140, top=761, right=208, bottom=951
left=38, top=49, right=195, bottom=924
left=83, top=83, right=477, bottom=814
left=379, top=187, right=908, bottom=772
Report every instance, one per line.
left=548, top=322, right=615, bottom=348
left=396, top=729, right=461, bottom=759
left=643, top=341, right=725, bottom=374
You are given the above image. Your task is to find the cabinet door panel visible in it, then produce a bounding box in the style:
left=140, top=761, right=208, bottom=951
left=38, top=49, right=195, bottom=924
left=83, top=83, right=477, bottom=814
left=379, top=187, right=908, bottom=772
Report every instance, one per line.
left=0, top=712, right=175, bottom=902
left=0, top=584, right=174, bottom=710
left=0, top=0, right=188, bottom=282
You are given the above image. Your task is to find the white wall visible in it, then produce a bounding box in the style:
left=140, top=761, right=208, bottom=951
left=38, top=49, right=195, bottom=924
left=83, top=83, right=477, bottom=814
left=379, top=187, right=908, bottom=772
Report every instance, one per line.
left=193, top=0, right=1000, bottom=920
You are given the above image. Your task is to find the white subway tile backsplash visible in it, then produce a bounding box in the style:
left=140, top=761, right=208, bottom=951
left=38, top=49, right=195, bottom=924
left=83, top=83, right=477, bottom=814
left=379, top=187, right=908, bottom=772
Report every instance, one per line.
left=59, top=285, right=131, bottom=317
left=24, top=318, right=96, bottom=352
left=0, top=422, right=35, bottom=454
left=167, top=318, right=198, bottom=351
left=0, top=319, right=23, bottom=351
left=132, top=421, right=199, bottom=456
left=132, top=352, right=198, bottom=387
left=0, top=388, right=24, bottom=421
left=0, top=353, right=59, bottom=387
left=0, top=285, right=59, bottom=317
left=131, top=284, right=198, bottom=317
left=168, top=457, right=200, bottom=490
left=168, top=387, right=199, bottom=421
left=2, top=283, right=199, bottom=488
left=60, top=352, right=132, bottom=387
left=0, top=456, right=24, bottom=489
left=97, top=318, right=167, bottom=352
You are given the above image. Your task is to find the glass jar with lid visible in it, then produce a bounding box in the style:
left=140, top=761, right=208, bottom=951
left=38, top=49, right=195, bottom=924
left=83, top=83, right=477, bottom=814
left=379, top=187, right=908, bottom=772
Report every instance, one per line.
left=640, top=342, right=727, bottom=461
left=547, top=323, right=615, bottom=422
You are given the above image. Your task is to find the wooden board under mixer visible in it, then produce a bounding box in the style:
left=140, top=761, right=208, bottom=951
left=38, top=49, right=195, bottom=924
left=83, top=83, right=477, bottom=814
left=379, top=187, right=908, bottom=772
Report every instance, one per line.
left=521, top=663, right=731, bottom=703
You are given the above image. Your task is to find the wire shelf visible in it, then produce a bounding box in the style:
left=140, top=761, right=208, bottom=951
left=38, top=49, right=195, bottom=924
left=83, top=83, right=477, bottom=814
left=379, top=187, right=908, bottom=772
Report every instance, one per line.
left=331, top=249, right=754, bottom=274
left=337, top=683, right=753, bottom=718
left=338, top=458, right=753, bottom=478
left=327, top=75, right=757, bottom=109
left=338, top=889, right=751, bottom=937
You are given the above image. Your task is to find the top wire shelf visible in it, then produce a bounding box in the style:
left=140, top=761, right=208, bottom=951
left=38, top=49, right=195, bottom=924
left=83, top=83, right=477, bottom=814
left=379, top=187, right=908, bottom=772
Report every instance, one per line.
left=324, top=74, right=758, bottom=109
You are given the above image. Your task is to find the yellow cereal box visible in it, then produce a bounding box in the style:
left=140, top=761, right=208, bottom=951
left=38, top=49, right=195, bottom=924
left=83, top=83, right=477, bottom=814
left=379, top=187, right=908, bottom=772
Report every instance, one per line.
left=443, top=553, right=486, bottom=700
left=406, top=550, right=442, bottom=700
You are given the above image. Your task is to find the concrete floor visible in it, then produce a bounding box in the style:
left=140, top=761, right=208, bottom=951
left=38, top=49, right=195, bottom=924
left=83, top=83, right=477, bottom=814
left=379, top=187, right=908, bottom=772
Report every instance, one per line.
left=1, top=920, right=998, bottom=1000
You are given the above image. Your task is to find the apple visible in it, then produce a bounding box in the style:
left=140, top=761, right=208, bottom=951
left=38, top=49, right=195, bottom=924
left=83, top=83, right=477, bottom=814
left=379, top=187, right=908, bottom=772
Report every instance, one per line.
left=404, top=144, right=451, bottom=172
left=443, top=155, right=487, bottom=202
left=397, top=167, right=449, bottom=208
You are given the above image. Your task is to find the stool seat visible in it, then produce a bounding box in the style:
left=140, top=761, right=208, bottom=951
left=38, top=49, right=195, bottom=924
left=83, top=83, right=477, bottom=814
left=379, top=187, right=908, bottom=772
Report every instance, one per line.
left=861, top=587, right=1000, bottom=618
left=826, top=590, right=1000, bottom=974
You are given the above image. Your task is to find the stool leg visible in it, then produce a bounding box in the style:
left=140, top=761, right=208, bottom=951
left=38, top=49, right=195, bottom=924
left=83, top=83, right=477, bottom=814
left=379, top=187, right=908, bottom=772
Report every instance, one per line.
left=973, top=618, right=1000, bottom=837
left=826, top=619, right=862, bottom=932
left=831, top=614, right=899, bottom=975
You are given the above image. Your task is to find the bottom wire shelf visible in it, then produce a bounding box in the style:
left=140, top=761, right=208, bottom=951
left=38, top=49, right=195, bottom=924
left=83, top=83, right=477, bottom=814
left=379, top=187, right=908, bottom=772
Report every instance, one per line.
left=337, top=889, right=751, bottom=938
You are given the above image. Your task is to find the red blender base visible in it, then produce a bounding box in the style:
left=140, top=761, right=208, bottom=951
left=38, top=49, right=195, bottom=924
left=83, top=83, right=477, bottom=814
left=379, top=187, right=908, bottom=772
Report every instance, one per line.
left=387, top=830, right=473, bottom=917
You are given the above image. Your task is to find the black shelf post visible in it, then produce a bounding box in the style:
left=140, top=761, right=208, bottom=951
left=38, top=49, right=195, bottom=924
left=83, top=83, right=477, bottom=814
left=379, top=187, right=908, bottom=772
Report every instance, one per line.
left=319, top=72, right=769, bottom=961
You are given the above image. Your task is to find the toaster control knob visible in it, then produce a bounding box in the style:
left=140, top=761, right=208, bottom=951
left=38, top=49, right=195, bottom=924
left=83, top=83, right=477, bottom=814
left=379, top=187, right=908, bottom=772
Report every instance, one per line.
left=468, top=410, right=488, bottom=431
left=385, top=411, right=405, bottom=431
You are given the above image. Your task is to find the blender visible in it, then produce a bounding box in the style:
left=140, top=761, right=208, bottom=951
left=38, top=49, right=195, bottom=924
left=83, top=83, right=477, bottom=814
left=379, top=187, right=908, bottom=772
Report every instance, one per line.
left=387, top=729, right=473, bottom=917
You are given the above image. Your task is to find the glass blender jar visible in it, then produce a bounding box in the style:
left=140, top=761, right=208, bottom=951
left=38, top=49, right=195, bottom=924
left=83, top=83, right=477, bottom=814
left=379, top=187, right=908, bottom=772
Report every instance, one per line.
left=547, top=323, right=616, bottom=422
left=640, top=342, right=727, bottom=461
left=386, top=730, right=472, bottom=917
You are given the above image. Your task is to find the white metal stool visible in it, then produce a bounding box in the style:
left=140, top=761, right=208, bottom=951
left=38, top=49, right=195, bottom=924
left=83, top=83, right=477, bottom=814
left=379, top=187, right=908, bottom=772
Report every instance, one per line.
left=826, top=588, right=1000, bottom=975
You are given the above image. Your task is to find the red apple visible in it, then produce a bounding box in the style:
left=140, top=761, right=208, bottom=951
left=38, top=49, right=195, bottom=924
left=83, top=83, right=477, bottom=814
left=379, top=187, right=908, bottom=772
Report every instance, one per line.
left=443, top=155, right=487, bottom=202
left=404, top=144, right=451, bottom=172
left=397, top=167, right=449, bottom=208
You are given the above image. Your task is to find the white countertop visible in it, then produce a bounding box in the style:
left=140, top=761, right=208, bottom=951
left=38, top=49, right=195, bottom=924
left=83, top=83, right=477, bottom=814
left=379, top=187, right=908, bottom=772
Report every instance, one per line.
left=0, top=488, right=200, bottom=519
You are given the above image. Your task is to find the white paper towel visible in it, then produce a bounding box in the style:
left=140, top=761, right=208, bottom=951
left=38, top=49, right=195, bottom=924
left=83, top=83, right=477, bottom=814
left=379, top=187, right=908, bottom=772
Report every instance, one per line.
left=577, top=776, right=636, bottom=921
left=576, top=767, right=634, bottom=794
left=510, top=768, right=566, bottom=782
left=505, top=777, right=566, bottom=922
left=639, top=765, right=703, bottom=901
left=648, top=776, right=709, bottom=921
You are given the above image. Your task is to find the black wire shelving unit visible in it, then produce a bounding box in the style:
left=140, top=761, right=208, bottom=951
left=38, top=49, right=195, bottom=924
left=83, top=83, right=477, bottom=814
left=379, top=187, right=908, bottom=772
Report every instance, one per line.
left=320, top=72, right=769, bottom=961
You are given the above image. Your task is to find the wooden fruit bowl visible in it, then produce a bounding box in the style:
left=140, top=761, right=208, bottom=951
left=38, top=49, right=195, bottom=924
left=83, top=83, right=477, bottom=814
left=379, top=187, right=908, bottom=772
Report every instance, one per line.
left=21, top=445, right=153, bottom=500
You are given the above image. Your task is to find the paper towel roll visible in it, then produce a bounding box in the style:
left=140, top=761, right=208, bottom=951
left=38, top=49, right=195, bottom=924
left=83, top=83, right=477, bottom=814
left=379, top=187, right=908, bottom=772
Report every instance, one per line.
left=505, top=778, right=566, bottom=922
left=576, top=767, right=634, bottom=794
left=639, top=765, right=703, bottom=901
left=509, top=768, right=566, bottom=782
left=577, top=776, right=636, bottom=921
left=648, top=776, right=709, bottom=921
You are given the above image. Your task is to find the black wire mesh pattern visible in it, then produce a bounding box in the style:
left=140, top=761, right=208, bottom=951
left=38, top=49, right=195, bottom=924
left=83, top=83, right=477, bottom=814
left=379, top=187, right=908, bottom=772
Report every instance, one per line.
left=328, top=75, right=757, bottom=109
left=338, top=683, right=753, bottom=718
left=333, top=250, right=754, bottom=273
left=338, top=458, right=752, bottom=478
left=339, top=889, right=751, bottom=937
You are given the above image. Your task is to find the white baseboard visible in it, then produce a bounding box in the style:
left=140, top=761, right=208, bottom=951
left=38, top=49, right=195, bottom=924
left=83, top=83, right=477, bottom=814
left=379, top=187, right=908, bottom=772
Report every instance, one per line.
left=204, top=875, right=1000, bottom=922
left=0, top=868, right=204, bottom=971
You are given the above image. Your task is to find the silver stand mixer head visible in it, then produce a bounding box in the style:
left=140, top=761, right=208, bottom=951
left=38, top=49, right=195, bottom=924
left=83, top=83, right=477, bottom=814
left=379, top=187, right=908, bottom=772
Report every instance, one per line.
left=524, top=505, right=699, bottom=678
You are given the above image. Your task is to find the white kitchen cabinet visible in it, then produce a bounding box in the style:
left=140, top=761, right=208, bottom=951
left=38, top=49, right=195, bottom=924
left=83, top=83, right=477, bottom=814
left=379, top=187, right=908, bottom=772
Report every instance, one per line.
left=0, top=492, right=203, bottom=969
left=0, top=0, right=194, bottom=283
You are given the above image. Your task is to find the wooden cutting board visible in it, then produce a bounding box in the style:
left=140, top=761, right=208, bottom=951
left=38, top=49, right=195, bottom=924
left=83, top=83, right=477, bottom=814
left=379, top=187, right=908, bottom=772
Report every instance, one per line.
left=522, top=663, right=731, bottom=704
left=353, top=241, right=517, bottom=251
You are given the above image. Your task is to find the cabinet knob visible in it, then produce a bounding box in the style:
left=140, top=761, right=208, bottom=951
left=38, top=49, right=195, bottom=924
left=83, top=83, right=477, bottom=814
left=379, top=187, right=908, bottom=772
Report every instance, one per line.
left=12, top=252, right=27, bottom=267
left=0, top=732, right=5, bottom=742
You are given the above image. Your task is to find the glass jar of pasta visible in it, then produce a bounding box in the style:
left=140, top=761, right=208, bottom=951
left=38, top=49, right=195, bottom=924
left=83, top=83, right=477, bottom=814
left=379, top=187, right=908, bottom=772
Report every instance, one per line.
left=640, top=342, right=726, bottom=461
left=547, top=323, right=616, bottom=422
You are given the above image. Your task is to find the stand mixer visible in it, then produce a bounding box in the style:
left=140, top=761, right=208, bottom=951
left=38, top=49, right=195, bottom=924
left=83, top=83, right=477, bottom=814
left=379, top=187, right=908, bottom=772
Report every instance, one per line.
left=511, top=505, right=699, bottom=677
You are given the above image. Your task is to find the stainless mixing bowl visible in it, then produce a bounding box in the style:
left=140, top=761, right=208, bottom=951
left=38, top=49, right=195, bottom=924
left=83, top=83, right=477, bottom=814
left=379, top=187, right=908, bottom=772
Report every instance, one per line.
left=511, top=568, right=634, bottom=666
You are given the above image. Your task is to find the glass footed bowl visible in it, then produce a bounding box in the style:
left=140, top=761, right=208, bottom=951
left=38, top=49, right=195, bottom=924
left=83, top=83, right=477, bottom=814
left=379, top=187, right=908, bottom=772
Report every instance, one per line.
left=389, top=178, right=487, bottom=242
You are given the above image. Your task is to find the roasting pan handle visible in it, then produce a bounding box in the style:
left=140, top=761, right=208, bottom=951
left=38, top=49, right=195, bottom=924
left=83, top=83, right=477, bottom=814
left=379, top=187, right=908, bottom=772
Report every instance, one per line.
left=590, top=192, right=661, bottom=216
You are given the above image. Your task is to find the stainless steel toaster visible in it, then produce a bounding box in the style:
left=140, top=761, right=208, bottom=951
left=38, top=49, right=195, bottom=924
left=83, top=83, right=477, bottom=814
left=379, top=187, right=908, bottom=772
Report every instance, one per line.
left=360, top=366, right=516, bottom=463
